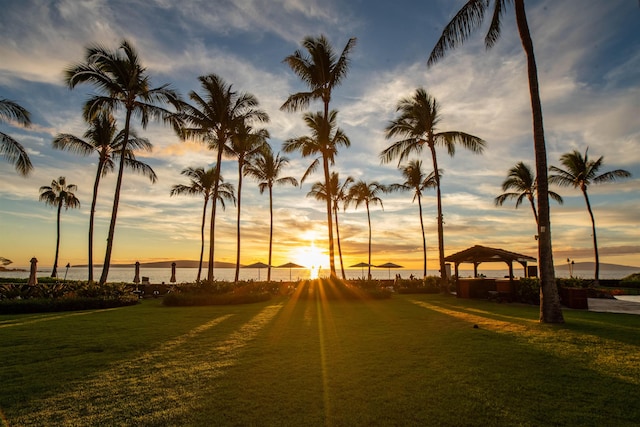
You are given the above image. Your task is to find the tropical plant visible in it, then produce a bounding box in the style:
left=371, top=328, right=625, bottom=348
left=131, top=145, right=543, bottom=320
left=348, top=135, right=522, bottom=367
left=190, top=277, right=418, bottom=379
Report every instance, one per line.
left=549, top=148, right=631, bottom=283
left=388, top=160, right=438, bottom=278
left=281, top=34, right=356, bottom=277
left=65, top=39, right=183, bottom=285
left=307, top=172, right=354, bottom=279
left=245, top=146, right=298, bottom=281
left=39, top=177, right=81, bottom=278
left=0, top=98, right=33, bottom=176
left=427, top=0, right=563, bottom=323
left=52, top=112, right=157, bottom=282
left=171, top=167, right=235, bottom=282
left=495, top=161, right=563, bottom=225
left=382, top=88, right=485, bottom=292
left=229, top=124, right=269, bottom=282
left=346, top=180, right=386, bottom=280
left=180, top=74, right=268, bottom=282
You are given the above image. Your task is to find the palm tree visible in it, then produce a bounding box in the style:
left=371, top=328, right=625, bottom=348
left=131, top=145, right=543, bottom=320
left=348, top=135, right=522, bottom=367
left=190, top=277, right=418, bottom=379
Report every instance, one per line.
left=180, top=74, right=268, bottom=282
left=428, top=0, right=563, bottom=323
left=307, top=172, right=354, bottom=279
left=65, top=39, right=183, bottom=285
left=39, top=177, right=81, bottom=278
left=388, top=160, right=438, bottom=278
left=1, top=98, right=33, bottom=176
left=170, top=166, right=231, bottom=282
left=229, top=124, right=269, bottom=282
left=281, top=34, right=356, bottom=277
left=245, top=146, right=298, bottom=281
left=495, top=161, right=563, bottom=225
left=382, top=88, right=485, bottom=292
left=346, top=180, right=386, bottom=280
left=549, top=149, right=631, bottom=284
left=52, top=112, right=157, bottom=282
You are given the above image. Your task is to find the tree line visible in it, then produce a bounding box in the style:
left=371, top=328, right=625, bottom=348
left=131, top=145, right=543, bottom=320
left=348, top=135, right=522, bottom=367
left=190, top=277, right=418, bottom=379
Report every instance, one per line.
left=0, top=1, right=632, bottom=323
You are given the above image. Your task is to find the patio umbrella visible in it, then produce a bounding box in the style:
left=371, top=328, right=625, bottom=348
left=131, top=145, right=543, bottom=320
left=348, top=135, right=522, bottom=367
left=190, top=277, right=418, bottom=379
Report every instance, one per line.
left=170, top=262, right=176, bottom=283
left=133, top=261, right=140, bottom=284
left=28, top=257, right=38, bottom=286
left=243, top=262, right=271, bottom=281
left=350, top=262, right=371, bottom=277
left=376, top=262, right=404, bottom=279
left=277, top=262, right=305, bottom=281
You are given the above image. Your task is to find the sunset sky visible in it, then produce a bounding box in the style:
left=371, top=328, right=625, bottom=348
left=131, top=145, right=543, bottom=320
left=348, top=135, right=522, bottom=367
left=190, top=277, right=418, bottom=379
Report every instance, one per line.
left=1, top=0, right=638, bottom=272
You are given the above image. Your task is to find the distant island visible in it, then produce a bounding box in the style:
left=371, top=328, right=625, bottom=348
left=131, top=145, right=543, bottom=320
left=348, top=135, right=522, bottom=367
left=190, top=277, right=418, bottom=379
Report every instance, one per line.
left=555, top=262, right=639, bottom=272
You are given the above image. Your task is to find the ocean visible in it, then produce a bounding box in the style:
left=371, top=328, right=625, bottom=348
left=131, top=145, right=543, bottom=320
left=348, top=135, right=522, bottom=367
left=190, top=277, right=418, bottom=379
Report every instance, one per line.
left=0, top=266, right=633, bottom=283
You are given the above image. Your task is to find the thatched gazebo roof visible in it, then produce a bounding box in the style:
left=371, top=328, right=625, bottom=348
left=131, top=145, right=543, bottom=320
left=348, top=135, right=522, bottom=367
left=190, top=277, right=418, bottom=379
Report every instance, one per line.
left=445, top=245, right=536, bottom=279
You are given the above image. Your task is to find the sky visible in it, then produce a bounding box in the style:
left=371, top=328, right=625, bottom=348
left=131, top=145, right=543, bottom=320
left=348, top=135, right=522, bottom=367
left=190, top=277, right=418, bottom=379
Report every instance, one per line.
left=1, top=0, right=639, bottom=273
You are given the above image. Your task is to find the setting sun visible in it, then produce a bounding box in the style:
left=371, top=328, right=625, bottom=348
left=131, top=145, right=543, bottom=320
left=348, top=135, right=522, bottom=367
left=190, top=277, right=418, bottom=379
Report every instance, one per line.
left=291, top=242, right=328, bottom=279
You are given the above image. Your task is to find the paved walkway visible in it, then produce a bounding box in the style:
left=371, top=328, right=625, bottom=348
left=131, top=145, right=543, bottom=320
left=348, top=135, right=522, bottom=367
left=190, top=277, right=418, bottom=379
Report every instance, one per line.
left=588, top=296, right=640, bottom=315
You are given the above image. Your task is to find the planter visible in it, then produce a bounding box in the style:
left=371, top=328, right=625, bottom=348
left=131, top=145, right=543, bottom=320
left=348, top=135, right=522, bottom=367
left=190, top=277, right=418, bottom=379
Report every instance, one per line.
left=561, top=287, right=589, bottom=309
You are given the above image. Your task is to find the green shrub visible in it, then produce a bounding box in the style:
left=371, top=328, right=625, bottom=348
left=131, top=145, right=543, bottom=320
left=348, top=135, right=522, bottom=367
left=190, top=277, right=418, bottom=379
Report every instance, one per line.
left=621, top=273, right=640, bottom=288
left=515, top=277, right=540, bottom=305
left=556, top=277, right=592, bottom=289
left=396, top=276, right=440, bottom=294
left=162, top=292, right=271, bottom=306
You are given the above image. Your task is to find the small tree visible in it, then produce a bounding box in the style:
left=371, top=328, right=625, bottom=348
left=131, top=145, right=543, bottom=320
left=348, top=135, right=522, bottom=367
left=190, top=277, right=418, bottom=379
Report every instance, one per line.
left=549, top=148, right=631, bottom=284
left=39, top=177, right=81, bottom=278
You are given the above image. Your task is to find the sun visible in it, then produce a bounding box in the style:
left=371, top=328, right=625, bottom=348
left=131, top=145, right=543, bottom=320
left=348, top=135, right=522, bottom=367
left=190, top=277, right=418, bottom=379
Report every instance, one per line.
left=292, top=242, right=328, bottom=279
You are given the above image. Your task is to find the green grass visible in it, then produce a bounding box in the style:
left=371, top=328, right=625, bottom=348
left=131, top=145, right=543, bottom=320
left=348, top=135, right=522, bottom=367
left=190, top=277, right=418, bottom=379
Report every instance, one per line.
left=1, top=291, right=639, bottom=426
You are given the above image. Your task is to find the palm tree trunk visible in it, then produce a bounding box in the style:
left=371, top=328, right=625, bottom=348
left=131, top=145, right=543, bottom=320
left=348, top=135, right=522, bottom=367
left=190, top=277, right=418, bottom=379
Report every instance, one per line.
left=582, top=189, right=600, bottom=284
left=366, top=203, right=372, bottom=280
left=88, top=163, right=103, bottom=283
left=197, top=197, right=208, bottom=282
left=234, top=160, right=244, bottom=283
left=208, top=144, right=224, bottom=283
left=267, top=185, right=274, bottom=282
left=428, top=142, right=446, bottom=292
left=334, top=205, right=346, bottom=280
left=99, top=110, right=131, bottom=286
left=418, top=193, right=427, bottom=278
left=514, top=0, right=563, bottom=323
left=527, top=194, right=539, bottom=225
left=322, top=154, right=336, bottom=277
left=52, top=200, right=62, bottom=278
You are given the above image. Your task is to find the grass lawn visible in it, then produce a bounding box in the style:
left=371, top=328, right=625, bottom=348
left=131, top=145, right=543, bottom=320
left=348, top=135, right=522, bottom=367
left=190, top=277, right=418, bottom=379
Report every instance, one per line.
left=1, top=289, right=639, bottom=426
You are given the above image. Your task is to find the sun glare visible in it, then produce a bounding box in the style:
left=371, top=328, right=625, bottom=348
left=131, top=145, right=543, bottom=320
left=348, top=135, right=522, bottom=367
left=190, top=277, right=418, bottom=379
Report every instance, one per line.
left=292, top=242, right=328, bottom=279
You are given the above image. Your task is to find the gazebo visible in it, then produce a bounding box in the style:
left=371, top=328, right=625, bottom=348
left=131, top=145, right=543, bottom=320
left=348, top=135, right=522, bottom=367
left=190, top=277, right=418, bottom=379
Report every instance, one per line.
left=444, top=245, right=537, bottom=298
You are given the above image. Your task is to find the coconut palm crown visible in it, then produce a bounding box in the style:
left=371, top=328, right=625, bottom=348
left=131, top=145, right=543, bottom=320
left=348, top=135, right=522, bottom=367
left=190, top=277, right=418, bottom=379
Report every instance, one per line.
left=0, top=98, right=33, bottom=176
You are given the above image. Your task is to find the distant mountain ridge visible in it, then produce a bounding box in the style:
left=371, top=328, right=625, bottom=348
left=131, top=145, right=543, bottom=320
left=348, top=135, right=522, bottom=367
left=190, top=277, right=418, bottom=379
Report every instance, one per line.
left=74, top=260, right=237, bottom=269
left=555, top=262, right=639, bottom=271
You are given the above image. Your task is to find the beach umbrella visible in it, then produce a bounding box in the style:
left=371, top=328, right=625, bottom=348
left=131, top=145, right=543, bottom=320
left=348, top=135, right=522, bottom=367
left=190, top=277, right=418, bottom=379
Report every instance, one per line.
left=133, top=261, right=140, bottom=284
left=243, top=262, right=271, bottom=281
left=376, top=262, right=404, bottom=279
left=350, top=262, right=372, bottom=277
left=28, top=257, right=38, bottom=286
left=277, top=262, right=305, bottom=281
left=170, top=262, right=176, bottom=283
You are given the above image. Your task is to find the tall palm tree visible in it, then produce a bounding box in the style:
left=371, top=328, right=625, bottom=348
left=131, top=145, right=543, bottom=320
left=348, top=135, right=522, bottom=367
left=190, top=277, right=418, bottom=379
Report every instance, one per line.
left=65, top=39, right=183, bottom=285
left=245, top=146, right=298, bottom=281
left=382, top=88, right=485, bottom=292
left=346, top=180, right=386, bottom=280
left=388, top=160, right=438, bottom=278
left=307, top=172, right=354, bottom=279
left=281, top=34, right=356, bottom=277
left=428, top=0, right=563, bottom=323
left=39, top=177, right=81, bottom=278
left=180, top=74, right=268, bottom=282
left=549, top=149, right=631, bottom=284
left=52, top=112, right=157, bottom=282
left=170, top=167, right=236, bottom=282
left=495, top=161, right=563, bottom=225
left=229, top=124, right=269, bottom=282
left=0, top=98, right=33, bottom=176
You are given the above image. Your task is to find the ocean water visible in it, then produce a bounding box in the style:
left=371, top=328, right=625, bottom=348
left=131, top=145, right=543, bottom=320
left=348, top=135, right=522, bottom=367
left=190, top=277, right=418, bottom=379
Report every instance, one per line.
left=0, top=266, right=632, bottom=283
